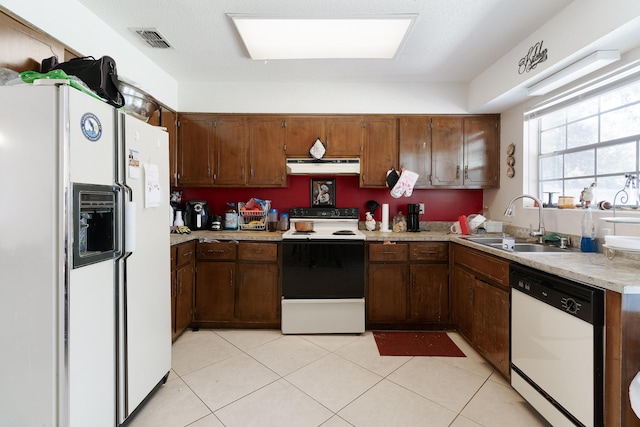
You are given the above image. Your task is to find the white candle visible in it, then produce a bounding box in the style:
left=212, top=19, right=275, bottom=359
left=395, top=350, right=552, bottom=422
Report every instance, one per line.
left=381, top=204, right=390, bottom=232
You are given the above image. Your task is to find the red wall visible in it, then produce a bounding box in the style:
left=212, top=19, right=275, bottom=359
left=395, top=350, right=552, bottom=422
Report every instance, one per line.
left=176, top=175, right=483, bottom=222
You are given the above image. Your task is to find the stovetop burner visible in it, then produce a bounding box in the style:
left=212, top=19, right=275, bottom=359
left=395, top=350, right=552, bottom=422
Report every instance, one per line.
left=283, top=207, right=365, bottom=241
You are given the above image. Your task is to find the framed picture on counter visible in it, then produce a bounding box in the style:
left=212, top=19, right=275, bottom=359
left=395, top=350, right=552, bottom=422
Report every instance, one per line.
left=311, top=178, right=336, bottom=207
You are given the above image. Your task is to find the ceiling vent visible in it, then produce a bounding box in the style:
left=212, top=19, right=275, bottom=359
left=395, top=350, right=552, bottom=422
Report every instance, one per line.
left=131, top=28, right=173, bottom=49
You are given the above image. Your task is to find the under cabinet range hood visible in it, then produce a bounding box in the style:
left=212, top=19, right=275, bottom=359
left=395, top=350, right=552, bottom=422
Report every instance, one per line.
left=286, top=158, right=360, bottom=175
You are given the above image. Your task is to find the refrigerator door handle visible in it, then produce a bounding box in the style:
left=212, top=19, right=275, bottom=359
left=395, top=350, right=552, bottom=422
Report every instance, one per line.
left=124, top=199, right=137, bottom=253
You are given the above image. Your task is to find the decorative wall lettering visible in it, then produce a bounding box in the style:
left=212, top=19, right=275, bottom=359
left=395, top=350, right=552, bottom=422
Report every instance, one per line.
left=518, top=41, right=548, bottom=74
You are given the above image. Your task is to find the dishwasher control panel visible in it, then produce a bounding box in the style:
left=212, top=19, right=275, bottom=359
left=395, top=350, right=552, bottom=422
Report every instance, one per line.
left=510, top=264, right=604, bottom=325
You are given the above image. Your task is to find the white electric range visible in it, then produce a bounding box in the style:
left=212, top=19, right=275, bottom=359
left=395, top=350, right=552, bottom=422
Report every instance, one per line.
left=281, top=207, right=365, bottom=334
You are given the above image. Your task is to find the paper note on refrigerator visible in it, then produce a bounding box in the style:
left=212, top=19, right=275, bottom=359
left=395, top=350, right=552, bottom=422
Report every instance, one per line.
left=144, top=163, right=162, bottom=208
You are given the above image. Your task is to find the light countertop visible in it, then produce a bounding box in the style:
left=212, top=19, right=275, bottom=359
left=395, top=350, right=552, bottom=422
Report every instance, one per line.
left=171, top=229, right=640, bottom=294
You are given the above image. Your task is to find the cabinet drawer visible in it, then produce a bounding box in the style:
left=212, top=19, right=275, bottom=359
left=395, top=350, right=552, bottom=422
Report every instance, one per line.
left=197, top=241, right=237, bottom=260
left=410, top=242, right=448, bottom=261
left=176, top=241, right=195, bottom=267
left=238, top=242, right=278, bottom=262
left=452, top=244, right=510, bottom=289
left=368, top=243, right=408, bottom=262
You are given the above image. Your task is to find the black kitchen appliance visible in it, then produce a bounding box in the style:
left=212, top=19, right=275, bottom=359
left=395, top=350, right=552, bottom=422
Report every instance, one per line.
left=407, top=203, right=420, bottom=232
left=185, top=200, right=210, bottom=230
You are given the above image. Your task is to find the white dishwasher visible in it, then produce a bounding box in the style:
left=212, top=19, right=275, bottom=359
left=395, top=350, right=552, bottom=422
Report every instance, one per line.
left=510, top=264, right=604, bottom=427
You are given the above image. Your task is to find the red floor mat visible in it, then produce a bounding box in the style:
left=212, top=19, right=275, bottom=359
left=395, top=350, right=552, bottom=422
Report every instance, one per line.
left=373, top=331, right=466, bottom=357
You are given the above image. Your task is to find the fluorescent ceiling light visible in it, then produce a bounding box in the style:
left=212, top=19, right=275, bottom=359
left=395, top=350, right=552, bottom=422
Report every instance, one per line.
left=229, top=15, right=416, bottom=60
left=527, top=50, right=621, bottom=96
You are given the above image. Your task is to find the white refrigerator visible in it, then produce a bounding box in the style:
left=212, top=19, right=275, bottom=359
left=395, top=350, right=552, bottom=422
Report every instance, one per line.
left=0, top=81, right=171, bottom=426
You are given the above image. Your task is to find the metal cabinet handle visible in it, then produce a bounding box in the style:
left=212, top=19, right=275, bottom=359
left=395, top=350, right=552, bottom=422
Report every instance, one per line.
left=464, top=165, right=469, bottom=180
left=229, top=269, right=234, bottom=286
left=419, top=250, right=438, bottom=255
left=456, top=165, right=460, bottom=179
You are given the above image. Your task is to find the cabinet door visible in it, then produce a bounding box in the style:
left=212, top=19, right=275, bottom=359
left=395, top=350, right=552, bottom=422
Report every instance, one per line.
left=475, top=279, right=510, bottom=377
left=285, top=116, right=325, bottom=157
left=215, top=116, right=248, bottom=186
left=195, top=262, right=236, bottom=321
left=175, top=263, right=194, bottom=334
left=367, top=263, right=407, bottom=323
left=463, top=116, right=499, bottom=188
left=171, top=269, right=177, bottom=340
left=237, top=263, right=280, bottom=321
left=409, top=264, right=449, bottom=323
left=431, top=116, right=463, bottom=186
left=361, top=117, right=398, bottom=187
left=450, top=266, right=475, bottom=341
left=325, top=116, right=363, bottom=157
left=162, top=109, right=179, bottom=187
left=399, top=117, right=431, bottom=188
left=248, top=116, right=286, bottom=187
left=178, top=114, right=214, bottom=186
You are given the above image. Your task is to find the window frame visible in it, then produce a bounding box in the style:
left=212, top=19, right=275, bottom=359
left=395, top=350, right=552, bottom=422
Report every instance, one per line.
left=527, top=73, right=640, bottom=209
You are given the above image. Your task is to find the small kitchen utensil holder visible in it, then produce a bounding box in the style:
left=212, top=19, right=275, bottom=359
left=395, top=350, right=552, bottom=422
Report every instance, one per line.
left=238, top=202, right=268, bottom=231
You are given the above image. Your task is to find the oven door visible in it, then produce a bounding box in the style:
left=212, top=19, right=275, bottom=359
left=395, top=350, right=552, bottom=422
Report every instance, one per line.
left=282, top=240, right=364, bottom=299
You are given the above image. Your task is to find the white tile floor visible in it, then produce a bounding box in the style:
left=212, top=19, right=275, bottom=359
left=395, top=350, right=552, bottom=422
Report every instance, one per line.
left=127, top=330, right=551, bottom=427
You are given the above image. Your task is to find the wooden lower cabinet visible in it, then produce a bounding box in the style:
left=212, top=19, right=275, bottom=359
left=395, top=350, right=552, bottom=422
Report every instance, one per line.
left=195, top=261, right=235, bottom=321
left=367, top=242, right=449, bottom=328
left=172, top=241, right=195, bottom=341
left=474, top=278, right=509, bottom=376
left=368, top=263, right=407, bottom=323
left=410, top=264, right=449, bottom=322
left=450, top=243, right=510, bottom=378
left=194, top=240, right=280, bottom=328
left=237, top=263, right=279, bottom=321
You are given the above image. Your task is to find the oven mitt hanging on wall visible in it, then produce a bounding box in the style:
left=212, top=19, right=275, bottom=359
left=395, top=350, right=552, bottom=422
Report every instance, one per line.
left=390, top=169, right=419, bottom=198
left=386, top=168, right=400, bottom=188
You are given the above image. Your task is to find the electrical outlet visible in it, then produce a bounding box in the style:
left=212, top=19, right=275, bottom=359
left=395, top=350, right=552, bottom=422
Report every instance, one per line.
left=419, top=203, right=425, bottom=214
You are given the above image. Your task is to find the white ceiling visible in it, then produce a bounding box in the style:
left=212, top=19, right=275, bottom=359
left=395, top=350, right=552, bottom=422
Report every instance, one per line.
left=77, top=0, right=574, bottom=87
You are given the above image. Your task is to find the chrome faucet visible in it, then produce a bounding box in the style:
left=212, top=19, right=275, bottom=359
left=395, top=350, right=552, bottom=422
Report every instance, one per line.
left=503, top=194, right=546, bottom=243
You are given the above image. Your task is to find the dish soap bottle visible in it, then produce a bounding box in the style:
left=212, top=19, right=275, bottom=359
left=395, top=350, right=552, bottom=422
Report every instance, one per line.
left=580, top=206, right=596, bottom=252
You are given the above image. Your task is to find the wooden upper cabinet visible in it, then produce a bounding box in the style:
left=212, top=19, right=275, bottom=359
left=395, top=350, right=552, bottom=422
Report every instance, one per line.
left=249, top=116, right=287, bottom=187
left=463, top=116, right=500, bottom=188
left=284, top=115, right=363, bottom=158
left=430, top=115, right=500, bottom=188
left=285, top=116, right=325, bottom=157
left=214, top=116, right=248, bottom=186
left=431, top=116, right=464, bottom=187
left=161, top=109, right=179, bottom=187
left=178, top=114, right=214, bottom=186
left=360, top=116, right=398, bottom=188
left=399, top=116, right=431, bottom=189
left=324, top=116, right=364, bottom=157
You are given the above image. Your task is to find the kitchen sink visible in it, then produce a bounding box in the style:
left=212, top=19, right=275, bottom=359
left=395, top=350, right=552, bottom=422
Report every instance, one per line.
left=488, top=242, right=567, bottom=253
left=462, top=236, right=570, bottom=253
left=461, top=237, right=508, bottom=244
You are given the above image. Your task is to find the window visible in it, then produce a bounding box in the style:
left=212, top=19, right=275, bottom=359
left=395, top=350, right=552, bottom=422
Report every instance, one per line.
left=531, top=77, right=640, bottom=208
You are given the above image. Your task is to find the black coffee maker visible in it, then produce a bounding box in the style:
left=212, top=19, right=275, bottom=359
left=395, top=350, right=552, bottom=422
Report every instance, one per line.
left=185, top=200, right=210, bottom=230
left=407, top=203, right=420, bottom=232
